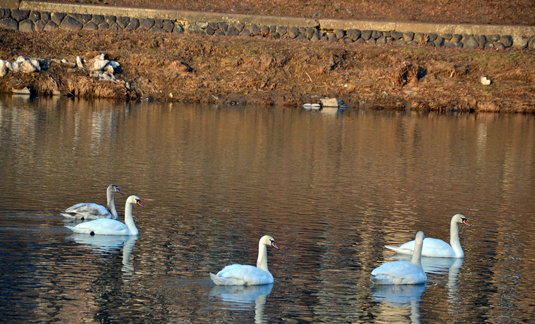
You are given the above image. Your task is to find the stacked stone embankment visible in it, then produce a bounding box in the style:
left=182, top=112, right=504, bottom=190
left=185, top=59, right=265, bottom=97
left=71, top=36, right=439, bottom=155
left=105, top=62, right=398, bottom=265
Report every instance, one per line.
left=1, top=1, right=535, bottom=51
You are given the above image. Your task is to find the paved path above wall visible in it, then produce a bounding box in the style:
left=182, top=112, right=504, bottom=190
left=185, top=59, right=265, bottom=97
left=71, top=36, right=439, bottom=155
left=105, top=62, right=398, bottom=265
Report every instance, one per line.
left=1, top=0, right=535, bottom=50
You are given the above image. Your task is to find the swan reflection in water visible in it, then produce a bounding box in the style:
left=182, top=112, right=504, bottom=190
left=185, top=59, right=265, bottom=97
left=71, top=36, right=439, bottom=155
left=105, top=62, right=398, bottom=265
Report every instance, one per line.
left=209, top=284, right=273, bottom=324
left=371, top=283, right=426, bottom=324
left=386, top=255, right=464, bottom=312
left=66, top=234, right=138, bottom=276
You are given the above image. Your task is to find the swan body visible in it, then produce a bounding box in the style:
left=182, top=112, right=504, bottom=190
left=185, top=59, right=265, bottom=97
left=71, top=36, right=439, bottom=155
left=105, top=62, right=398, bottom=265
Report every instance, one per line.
left=371, top=231, right=427, bottom=285
left=385, top=214, right=470, bottom=258
left=210, top=235, right=279, bottom=286
left=65, top=195, right=143, bottom=236
left=62, top=184, right=124, bottom=220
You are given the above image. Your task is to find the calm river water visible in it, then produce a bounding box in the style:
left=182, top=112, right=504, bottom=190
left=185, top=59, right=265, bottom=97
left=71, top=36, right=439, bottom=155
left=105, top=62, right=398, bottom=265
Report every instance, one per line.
left=1, top=95, right=534, bottom=323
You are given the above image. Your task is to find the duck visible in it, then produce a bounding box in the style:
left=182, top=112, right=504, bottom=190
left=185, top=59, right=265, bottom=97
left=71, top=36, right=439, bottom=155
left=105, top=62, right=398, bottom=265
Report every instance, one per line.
left=65, top=195, right=143, bottom=236
left=62, top=184, right=124, bottom=220
left=210, top=235, right=279, bottom=286
left=371, top=231, right=427, bottom=285
left=385, top=214, right=470, bottom=258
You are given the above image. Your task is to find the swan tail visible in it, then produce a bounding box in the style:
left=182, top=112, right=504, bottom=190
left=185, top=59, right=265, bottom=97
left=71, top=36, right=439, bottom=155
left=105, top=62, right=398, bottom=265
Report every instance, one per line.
left=385, top=245, right=412, bottom=254
left=210, top=273, right=242, bottom=286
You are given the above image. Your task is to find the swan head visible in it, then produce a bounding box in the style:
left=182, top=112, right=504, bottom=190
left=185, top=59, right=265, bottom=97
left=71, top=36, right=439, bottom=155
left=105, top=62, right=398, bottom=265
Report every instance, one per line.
left=108, top=184, right=124, bottom=195
left=453, top=214, right=470, bottom=227
left=260, top=235, right=279, bottom=250
left=127, top=195, right=144, bottom=208
left=415, top=231, right=425, bottom=242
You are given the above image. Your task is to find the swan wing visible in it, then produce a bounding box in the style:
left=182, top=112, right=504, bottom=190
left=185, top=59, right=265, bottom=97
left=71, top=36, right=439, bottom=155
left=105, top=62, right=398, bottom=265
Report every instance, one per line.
left=386, top=238, right=456, bottom=258
left=211, top=264, right=273, bottom=286
left=371, top=261, right=426, bottom=285
left=65, top=219, right=131, bottom=235
left=64, top=203, right=112, bottom=219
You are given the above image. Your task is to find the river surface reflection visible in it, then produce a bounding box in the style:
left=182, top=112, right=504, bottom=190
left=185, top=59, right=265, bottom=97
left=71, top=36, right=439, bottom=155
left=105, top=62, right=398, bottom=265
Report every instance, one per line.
left=1, top=95, right=534, bottom=323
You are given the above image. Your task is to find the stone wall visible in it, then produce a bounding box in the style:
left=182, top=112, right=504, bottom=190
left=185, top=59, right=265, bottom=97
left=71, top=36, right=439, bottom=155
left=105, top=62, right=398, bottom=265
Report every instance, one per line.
left=1, top=1, right=535, bottom=51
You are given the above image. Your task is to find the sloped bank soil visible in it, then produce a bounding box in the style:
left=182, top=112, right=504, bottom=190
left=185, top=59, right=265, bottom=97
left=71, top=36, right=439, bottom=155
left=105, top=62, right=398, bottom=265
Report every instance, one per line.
left=1, top=28, right=535, bottom=112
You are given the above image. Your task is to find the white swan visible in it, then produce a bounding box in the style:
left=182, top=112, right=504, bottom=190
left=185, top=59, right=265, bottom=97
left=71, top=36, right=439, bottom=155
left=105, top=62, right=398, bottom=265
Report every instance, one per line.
left=62, top=184, right=124, bottom=220
left=371, top=231, right=427, bottom=285
left=385, top=214, right=470, bottom=258
left=65, top=195, right=143, bottom=236
left=210, top=235, right=279, bottom=286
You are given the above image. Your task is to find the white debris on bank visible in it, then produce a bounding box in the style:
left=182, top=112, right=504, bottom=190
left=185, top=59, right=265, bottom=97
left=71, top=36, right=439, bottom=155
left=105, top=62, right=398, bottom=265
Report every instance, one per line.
left=1, top=53, right=124, bottom=84
left=0, top=56, right=48, bottom=76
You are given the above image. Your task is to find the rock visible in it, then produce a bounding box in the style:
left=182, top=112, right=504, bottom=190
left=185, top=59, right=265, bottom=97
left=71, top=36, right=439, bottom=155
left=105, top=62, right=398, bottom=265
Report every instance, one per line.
left=35, top=20, right=45, bottom=31
left=51, top=12, right=66, bottom=24
left=251, top=24, right=260, bottom=35
left=19, top=19, right=34, bottom=32
left=72, top=13, right=92, bottom=24
left=239, top=28, right=251, bottom=37
left=98, top=23, right=109, bottom=30
left=296, top=34, right=308, bottom=41
left=361, top=30, right=372, bottom=40
left=371, top=31, right=382, bottom=39
left=29, top=11, right=40, bottom=22
left=391, top=31, right=403, bottom=40
left=214, top=30, right=225, bottom=36
left=428, top=33, right=438, bottom=41
left=236, top=23, right=245, bottom=32
left=327, top=33, right=338, bottom=42
left=529, top=37, right=535, bottom=50
left=44, top=21, right=58, bottom=31
left=478, top=35, right=487, bottom=48
left=123, top=18, right=138, bottom=31
left=205, top=26, right=215, bottom=35
left=452, top=34, right=462, bottom=43
left=513, top=36, right=529, bottom=49
left=376, top=37, right=386, bottom=45
left=76, top=56, right=84, bottom=69
left=61, top=16, right=83, bottom=30
left=320, top=98, right=345, bottom=108
left=444, top=41, right=455, bottom=48
left=487, top=34, right=500, bottom=42
left=395, top=39, right=407, bottom=45
left=227, top=26, right=239, bottom=36
left=11, top=10, right=30, bottom=21
left=464, top=36, right=479, bottom=49
left=83, top=21, right=98, bottom=30
left=105, top=15, right=116, bottom=24
left=172, top=22, right=184, bottom=34
left=41, top=12, right=50, bottom=23
left=494, top=42, right=506, bottom=50
left=111, top=22, right=121, bottom=31
left=218, top=22, right=228, bottom=31
left=500, top=35, right=513, bottom=47
left=271, top=31, right=280, bottom=39
left=305, top=27, right=316, bottom=39
left=277, top=26, right=287, bottom=36
left=140, top=18, right=155, bottom=30
left=0, top=8, right=9, bottom=19
left=117, top=16, right=130, bottom=29
left=443, top=33, right=452, bottom=40
left=288, top=27, right=300, bottom=38
left=260, top=25, right=270, bottom=36
left=435, top=36, right=445, bottom=47
left=0, top=18, right=18, bottom=30
left=92, top=15, right=105, bottom=24
left=403, top=32, right=414, bottom=42
left=159, top=20, right=172, bottom=32
left=334, top=29, right=345, bottom=39
left=347, top=29, right=361, bottom=40
left=343, top=38, right=353, bottom=44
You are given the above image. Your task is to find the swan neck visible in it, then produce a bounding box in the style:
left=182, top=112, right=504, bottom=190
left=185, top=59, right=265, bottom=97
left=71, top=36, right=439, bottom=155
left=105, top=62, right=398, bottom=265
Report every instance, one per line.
left=107, top=189, right=118, bottom=220
left=124, top=202, right=139, bottom=235
left=411, top=236, right=423, bottom=266
left=256, top=242, right=269, bottom=272
left=450, top=218, right=463, bottom=257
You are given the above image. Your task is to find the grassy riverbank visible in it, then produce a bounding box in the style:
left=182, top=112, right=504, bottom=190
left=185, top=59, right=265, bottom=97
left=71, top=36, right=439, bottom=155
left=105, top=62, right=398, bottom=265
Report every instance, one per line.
left=1, top=27, right=535, bottom=112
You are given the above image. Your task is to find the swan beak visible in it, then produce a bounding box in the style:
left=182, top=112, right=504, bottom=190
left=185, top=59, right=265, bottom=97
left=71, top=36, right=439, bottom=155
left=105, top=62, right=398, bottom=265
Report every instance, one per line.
left=137, top=201, right=144, bottom=208
left=117, top=189, right=125, bottom=195
left=462, top=219, right=471, bottom=227
left=271, top=242, right=279, bottom=250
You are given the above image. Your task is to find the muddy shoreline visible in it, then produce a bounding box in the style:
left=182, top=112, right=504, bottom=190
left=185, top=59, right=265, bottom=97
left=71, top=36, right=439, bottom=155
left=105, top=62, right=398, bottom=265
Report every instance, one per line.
left=1, top=28, right=534, bottom=113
